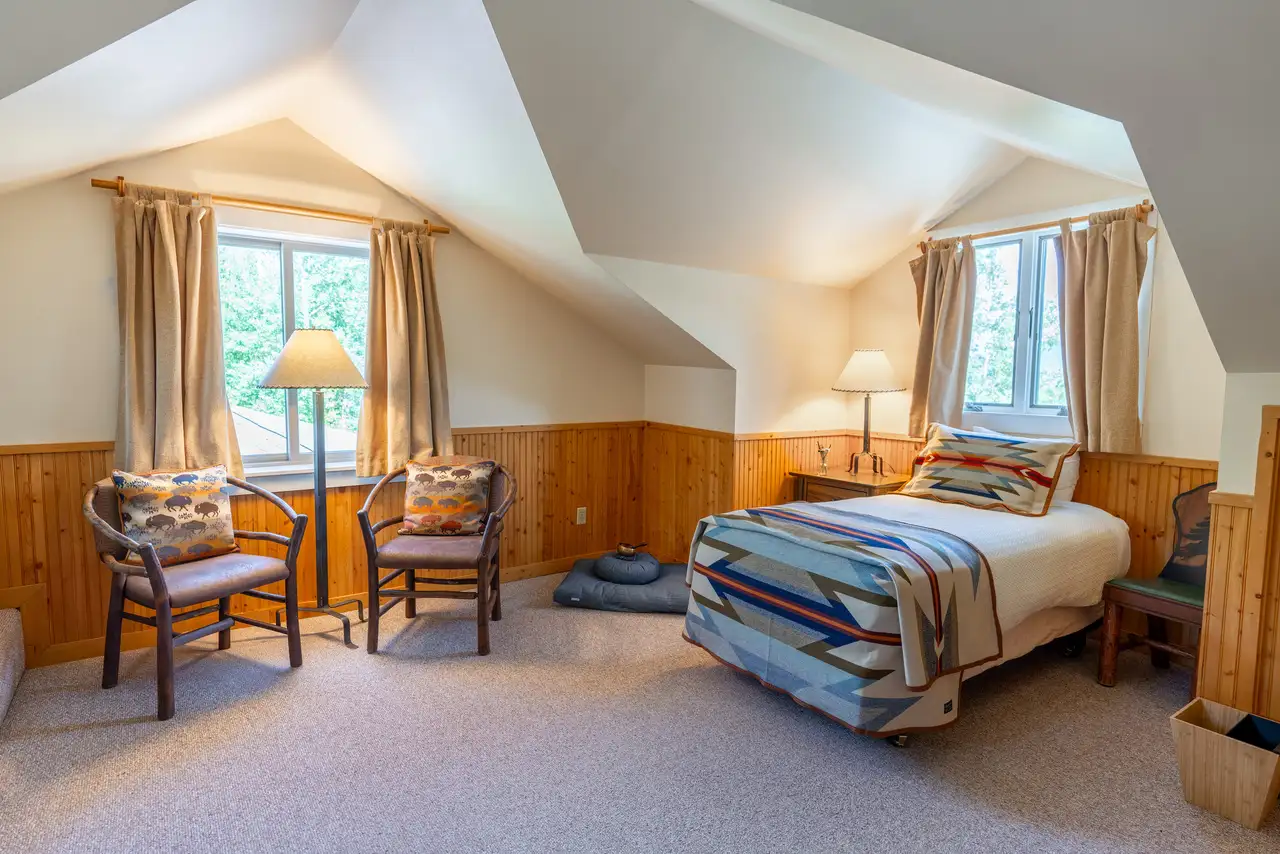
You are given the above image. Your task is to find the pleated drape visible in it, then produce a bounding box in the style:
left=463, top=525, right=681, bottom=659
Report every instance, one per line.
left=908, top=236, right=976, bottom=437
left=1056, top=207, right=1157, bottom=453
left=112, top=184, right=241, bottom=475
left=356, top=219, right=452, bottom=476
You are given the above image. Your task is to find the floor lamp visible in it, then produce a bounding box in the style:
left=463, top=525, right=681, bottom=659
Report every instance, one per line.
left=261, top=328, right=369, bottom=648
left=832, top=349, right=905, bottom=475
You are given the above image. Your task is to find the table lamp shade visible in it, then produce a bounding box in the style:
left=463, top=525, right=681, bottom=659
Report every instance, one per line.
left=260, top=328, right=368, bottom=390
left=832, top=349, right=905, bottom=394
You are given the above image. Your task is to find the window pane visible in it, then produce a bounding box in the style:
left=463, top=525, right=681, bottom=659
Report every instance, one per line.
left=219, top=243, right=287, bottom=457
left=1033, top=237, right=1067, bottom=408
left=964, top=241, right=1021, bottom=407
left=294, top=251, right=370, bottom=454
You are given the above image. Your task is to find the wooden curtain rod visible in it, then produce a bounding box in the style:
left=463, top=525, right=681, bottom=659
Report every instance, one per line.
left=90, top=176, right=451, bottom=235
left=917, top=200, right=1153, bottom=254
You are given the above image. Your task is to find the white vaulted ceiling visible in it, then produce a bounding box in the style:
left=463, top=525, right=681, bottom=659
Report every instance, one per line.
left=0, top=0, right=1169, bottom=368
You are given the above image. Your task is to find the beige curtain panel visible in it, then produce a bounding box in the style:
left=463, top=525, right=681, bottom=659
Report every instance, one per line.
left=356, top=219, right=452, bottom=476
left=1057, top=207, right=1158, bottom=453
left=113, top=184, right=242, bottom=475
left=908, top=236, right=976, bottom=437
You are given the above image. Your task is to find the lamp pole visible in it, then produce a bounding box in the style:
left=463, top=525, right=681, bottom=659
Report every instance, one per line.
left=274, top=389, right=366, bottom=648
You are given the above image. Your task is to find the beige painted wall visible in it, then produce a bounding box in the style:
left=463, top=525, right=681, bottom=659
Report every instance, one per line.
left=848, top=158, right=1225, bottom=460
left=595, top=254, right=853, bottom=434
left=0, top=120, right=645, bottom=444
left=643, top=366, right=736, bottom=433
left=1217, top=373, right=1280, bottom=494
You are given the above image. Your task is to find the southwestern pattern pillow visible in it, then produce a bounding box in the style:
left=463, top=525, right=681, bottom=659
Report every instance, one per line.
left=112, top=465, right=238, bottom=566
left=401, top=456, right=496, bottom=535
left=899, top=424, right=1079, bottom=517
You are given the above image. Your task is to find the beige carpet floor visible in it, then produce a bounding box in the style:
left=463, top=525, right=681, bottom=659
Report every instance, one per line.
left=1, top=574, right=1276, bottom=853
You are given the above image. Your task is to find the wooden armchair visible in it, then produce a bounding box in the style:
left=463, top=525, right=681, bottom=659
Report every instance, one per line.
left=82, top=476, right=308, bottom=720
left=359, top=463, right=517, bottom=655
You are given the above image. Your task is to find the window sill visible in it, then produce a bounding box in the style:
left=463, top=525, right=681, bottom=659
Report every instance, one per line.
left=961, top=410, right=1073, bottom=439
left=238, top=460, right=389, bottom=495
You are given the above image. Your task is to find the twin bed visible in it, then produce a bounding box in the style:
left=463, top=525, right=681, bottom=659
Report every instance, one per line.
left=682, top=426, right=1131, bottom=741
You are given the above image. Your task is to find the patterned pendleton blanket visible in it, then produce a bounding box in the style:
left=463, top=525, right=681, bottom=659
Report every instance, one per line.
left=684, top=502, right=1002, bottom=736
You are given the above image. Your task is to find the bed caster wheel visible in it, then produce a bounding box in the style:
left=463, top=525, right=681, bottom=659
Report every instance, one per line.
left=887, top=734, right=910, bottom=749
left=1060, top=629, right=1088, bottom=659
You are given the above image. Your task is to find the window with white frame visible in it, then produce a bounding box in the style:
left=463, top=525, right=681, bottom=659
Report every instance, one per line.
left=218, top=231, right=371, bottom=466
left=963, top=227, right=1069, bottom=429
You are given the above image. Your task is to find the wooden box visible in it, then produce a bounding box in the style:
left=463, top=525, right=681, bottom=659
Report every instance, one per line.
left=1170, top=698, right=1280, bottom=829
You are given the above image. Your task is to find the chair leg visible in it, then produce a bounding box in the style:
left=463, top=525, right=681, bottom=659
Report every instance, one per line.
left=367, top=560, right=381, bottom=655
left=218, top=596, right=232, bottom=651
left=156, top=598, right=175, bottom=721
left=1098, top=600, right=1120, bottom=688
left=405, top=569, right=417, bottom=619
left=285, top=571, right=302, bottom=669
left=491, top=556, right=502, bottom=622
left=1148, top=616, right=1171, bottom=669
left=476, top=558, right=491, bottom=656
left=102, top=573, right=125, bottom=689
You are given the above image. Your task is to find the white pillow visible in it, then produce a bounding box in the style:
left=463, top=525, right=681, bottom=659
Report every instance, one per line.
left=970, top=425, right=1080, bottom=505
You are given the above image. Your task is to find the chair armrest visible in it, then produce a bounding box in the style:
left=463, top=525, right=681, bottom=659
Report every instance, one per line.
left=360, top=467, right=406, bottom=516
left=479, top=467, right=517, bottom=556
left=228, top=476, right=298, bottom=522
left=82, top=487, right=145, bottom=554
left=234, top=530, right=292, bottom=548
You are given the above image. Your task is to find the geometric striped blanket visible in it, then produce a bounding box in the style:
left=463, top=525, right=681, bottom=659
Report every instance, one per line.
left=684, top=502, right=1002, bottom=736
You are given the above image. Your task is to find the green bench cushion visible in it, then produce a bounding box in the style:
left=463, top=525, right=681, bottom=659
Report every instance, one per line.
left=1107, top=576, right=1205, bottom=609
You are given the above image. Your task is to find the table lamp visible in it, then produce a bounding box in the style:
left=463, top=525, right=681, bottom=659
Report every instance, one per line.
left=261, top=328, right=369, bottom=648
left=833, top=349, right=905, bottom=475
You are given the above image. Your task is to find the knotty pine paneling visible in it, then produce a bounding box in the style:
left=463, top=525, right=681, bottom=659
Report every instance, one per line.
left=732, top=431, right=855, bottom=508
left=642, top=423, right=734, bottom=562
left=0, top=424, right=646, bottom=665
left=1198, top=495, right=1254, bottom=711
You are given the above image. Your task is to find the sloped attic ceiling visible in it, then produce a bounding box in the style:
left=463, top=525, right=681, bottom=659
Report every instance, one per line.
left=768, top=0, right=1280, bottom=371
left=0, top=0, right=1148, bottom=368
left=483, top=0, right=1024, bottom=287
left=0, top=1, right=196, bottom=99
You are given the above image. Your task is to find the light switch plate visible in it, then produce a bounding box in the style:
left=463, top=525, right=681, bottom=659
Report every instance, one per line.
left=575, top=507, right=587, bottom=525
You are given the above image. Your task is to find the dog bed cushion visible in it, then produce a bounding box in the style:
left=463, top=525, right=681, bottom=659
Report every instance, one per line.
left=553, top=559, right=688, bottom=613
left=594, top=552, right=661, bottom=585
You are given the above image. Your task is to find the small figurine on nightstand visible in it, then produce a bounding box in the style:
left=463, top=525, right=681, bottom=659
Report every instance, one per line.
left=817, top=442, right=832, bottom=475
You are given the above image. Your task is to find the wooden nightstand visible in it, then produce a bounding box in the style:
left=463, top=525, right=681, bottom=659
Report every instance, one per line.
left=788, top=469, right=910, bottom=503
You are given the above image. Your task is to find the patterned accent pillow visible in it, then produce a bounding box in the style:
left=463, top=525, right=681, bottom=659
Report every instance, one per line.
left=112, top=465, right=238, bottom=566
left=899, top=424, right=1080, bottom=517
left=401, top=456, right=496, bottom=536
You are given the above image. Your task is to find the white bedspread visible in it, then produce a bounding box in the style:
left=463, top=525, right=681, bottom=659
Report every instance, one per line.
left=822, top=495, right=1131, bottom=630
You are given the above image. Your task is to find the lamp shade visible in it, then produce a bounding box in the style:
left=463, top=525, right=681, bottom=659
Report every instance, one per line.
left=832, top=349, right=905, bottom=394
left=260, top=328, right=368, bottom=390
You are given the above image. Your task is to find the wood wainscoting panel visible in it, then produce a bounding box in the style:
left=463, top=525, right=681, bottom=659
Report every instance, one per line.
left=643, top=422, right=734, bottom=563
left=1198, top=493, right=1254, bottom=710
left=1074, top=452, right=1219, bottom=581
left=0, top=423, right=647, bottom=666
left=732, top=431, right=855, bottom=509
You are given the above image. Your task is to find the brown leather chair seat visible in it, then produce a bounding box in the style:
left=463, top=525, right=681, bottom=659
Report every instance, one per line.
left=124, top=554, right=290, bottom=609
left=376, top=534, right=493, bottom=570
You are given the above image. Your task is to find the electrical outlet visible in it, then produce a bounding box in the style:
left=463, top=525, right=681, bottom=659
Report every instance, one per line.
left=575, top=506, right=587, bottom=525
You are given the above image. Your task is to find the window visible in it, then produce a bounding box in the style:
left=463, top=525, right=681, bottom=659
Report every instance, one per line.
left=963, top=227, right=1070, bottom=430
left=218, top=232, right=371, bottom=466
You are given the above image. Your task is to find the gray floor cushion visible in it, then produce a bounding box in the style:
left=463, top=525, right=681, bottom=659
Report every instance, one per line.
left=594, top=552, right=660, bottom=584
left=553, top=558, right=689, bottom=613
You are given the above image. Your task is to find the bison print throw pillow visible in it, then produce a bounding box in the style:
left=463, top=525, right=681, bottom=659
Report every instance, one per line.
left=112, top=465, right=238, bottom=566
left=401, top=457, right=496, bottom=536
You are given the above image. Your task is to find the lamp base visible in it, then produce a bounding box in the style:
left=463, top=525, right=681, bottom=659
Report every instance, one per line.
left=275, top=599, right=365, bottom=649
left=848, top=451, right=884, bottom=476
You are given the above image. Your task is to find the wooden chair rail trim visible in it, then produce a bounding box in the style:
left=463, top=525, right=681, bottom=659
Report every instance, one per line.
left=0, top=440, right=115, bottom=456
left=1208, top=491, right=1254, bottom=508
